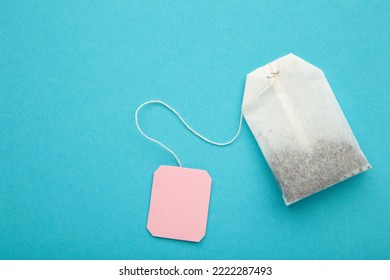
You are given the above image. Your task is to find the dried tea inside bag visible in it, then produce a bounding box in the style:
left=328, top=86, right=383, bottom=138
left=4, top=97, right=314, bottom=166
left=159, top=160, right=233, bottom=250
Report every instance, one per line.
left=242, top=54, right=371, bottom=205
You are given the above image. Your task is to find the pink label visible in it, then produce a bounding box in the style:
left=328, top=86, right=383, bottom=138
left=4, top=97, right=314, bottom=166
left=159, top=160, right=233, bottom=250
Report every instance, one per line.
left=147, top=165, right=212, bottom=242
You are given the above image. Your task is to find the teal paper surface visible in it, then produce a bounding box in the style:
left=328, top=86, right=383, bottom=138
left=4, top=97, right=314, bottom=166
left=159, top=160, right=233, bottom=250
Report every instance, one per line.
left=1, top=1, right=389, bottom=259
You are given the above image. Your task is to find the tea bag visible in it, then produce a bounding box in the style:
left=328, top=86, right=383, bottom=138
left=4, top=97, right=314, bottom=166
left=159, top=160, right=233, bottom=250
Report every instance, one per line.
left=242, top=53, right=371, bottom=205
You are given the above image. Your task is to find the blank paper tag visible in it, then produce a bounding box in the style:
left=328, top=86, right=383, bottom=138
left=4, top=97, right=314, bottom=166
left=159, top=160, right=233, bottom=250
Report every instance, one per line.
left=147, top=165, right=212, bottom=242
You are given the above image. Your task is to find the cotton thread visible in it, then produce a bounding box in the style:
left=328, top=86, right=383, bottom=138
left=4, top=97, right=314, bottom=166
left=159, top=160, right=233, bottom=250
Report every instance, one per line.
left=135, top=79, right=276, bottom=167
left=135, top=100, right=243, bottom=167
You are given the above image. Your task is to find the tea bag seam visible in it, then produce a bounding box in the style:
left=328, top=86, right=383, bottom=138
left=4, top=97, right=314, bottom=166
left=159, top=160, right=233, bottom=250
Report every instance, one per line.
left=241, top=72, right=277, bottom=114
left=272, top=78, right=311, bottom=148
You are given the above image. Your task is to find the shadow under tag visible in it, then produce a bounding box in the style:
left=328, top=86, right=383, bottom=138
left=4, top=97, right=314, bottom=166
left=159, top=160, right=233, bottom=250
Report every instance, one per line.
left=147, top=165, right=212, bottom=242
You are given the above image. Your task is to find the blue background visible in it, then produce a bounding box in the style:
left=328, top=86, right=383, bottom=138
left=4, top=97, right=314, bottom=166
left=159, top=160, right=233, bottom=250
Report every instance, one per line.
left=1, top=1, right=389, bottom=260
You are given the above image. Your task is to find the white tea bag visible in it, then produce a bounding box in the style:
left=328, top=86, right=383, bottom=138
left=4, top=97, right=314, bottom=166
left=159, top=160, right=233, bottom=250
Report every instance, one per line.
left=242, top=54, right=371, bottom=205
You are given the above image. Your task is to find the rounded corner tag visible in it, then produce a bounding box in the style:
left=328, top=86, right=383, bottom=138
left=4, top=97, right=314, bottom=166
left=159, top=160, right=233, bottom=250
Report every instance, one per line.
left=146, top=166, right=212, bottom=242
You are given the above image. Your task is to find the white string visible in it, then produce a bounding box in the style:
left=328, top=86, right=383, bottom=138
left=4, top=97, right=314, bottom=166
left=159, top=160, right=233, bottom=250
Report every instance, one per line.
left=135, top=78, right=276, bottom=167
left=135, top=100, right=243, bottom=167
